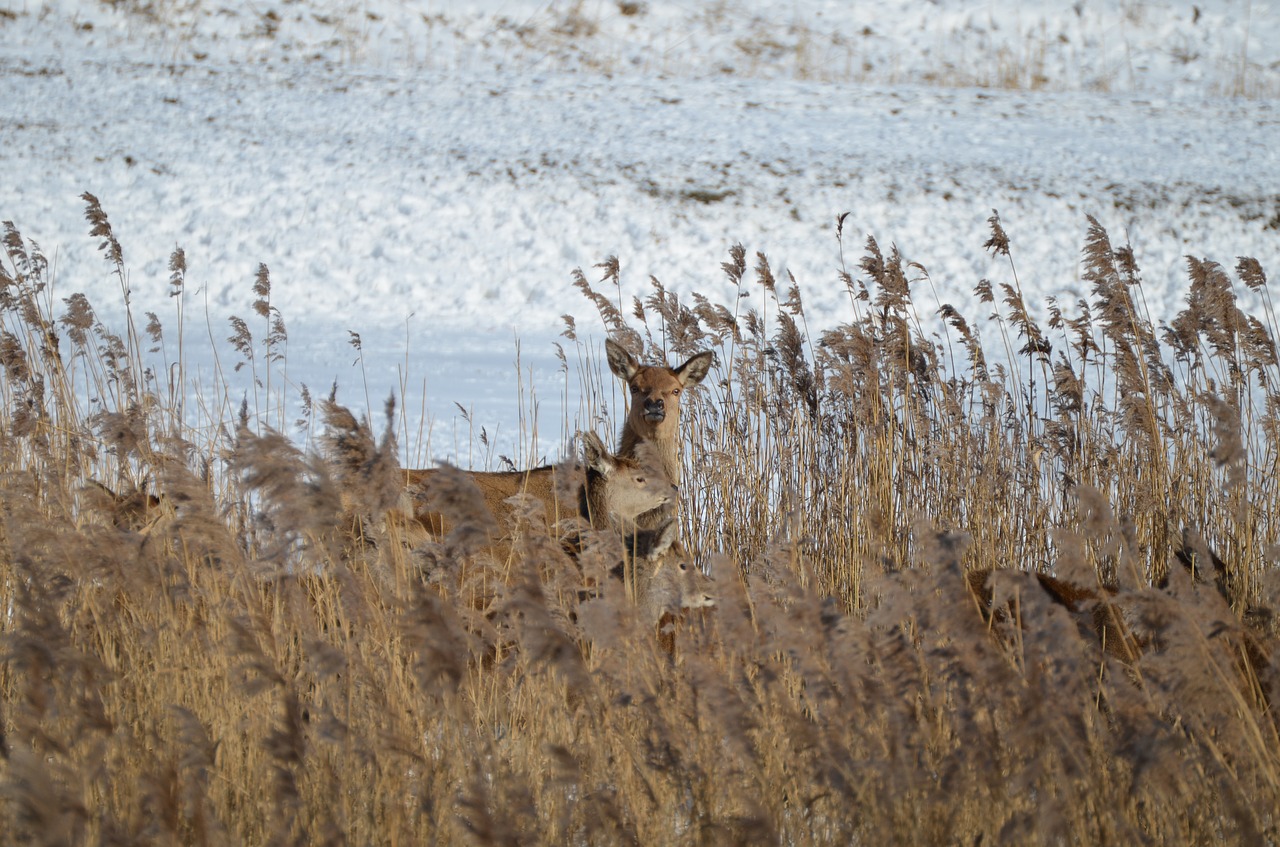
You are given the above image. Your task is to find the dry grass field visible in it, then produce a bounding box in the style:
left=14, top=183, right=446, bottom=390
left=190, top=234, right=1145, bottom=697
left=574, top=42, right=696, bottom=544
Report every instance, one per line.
left=1, top=199, right=1279, bottom=844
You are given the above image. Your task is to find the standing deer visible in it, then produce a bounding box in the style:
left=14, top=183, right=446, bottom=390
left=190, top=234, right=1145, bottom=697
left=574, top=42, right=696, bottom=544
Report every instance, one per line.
left=965, top=538, right=1274, bottom=693
left=603, top=338, right=713, bottom=528
left=965, top=568, right=1143, bottom=662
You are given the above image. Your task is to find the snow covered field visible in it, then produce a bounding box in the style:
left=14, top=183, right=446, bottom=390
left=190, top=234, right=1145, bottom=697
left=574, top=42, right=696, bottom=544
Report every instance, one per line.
left=1, top=0, right=1277, bottom=465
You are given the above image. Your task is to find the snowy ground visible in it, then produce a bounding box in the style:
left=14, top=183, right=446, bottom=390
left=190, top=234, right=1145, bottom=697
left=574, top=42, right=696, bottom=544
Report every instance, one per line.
left=1, top=1, right=1278, bottom=465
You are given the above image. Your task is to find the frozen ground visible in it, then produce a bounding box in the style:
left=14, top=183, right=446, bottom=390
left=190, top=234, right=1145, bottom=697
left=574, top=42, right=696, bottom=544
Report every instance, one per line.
left=1, top=0, right=1277, bottom=464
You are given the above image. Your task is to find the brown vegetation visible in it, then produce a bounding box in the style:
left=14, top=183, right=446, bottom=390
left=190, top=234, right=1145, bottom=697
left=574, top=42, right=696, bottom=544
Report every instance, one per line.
left=2, top=201, right=1280, bottom=844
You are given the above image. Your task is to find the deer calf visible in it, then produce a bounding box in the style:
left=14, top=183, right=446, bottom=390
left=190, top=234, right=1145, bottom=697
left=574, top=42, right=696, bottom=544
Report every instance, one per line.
left=605, top=519, right=715, bottom=654
left=609, top=521, right=712, bottom=617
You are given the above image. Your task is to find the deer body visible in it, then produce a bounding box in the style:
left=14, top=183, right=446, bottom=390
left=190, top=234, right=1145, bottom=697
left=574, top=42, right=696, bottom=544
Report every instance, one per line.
left=407, top=431, right=673, bottom=544
left=965, top=568, right=1142, bottom=662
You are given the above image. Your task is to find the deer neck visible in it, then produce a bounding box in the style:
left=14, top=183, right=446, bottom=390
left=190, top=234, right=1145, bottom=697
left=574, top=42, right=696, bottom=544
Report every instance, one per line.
left=578, top=467, right=610, bottom=530
left=619, top=423, right=682, bottom=487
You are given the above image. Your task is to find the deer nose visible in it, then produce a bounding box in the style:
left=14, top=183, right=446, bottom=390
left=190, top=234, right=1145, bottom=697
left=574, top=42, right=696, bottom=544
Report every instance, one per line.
left=640, top=399, right=670, bottom=422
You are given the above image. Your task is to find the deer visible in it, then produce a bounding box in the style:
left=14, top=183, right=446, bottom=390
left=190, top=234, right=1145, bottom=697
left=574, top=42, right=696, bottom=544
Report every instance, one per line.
left=965, top=567, right=1143, bottom=662
left=573, top=517, right=715, bottom=654
left=603, top=338, right=713, bottom=529
left=964, top=533, right=1275, bottom=702
left=623, top=519, right=716, bottom=626
left=83, top=480, right=165, bottom=533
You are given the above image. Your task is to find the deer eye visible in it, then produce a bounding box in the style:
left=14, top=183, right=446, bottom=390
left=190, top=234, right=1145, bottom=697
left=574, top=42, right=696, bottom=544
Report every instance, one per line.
left=634, top=476, right=646, bottom=485
left=678, top=561, right=689, bottom=571
left=671, top=388, right=681, bottom=396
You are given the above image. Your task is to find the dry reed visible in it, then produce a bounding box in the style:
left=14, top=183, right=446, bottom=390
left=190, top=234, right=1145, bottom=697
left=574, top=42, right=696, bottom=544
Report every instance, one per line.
left=0, top=199, right=1278, bottom=844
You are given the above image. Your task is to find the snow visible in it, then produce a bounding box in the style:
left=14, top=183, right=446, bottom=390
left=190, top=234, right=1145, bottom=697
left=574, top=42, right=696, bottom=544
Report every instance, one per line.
left=1, top=0, right=1277, bottom=465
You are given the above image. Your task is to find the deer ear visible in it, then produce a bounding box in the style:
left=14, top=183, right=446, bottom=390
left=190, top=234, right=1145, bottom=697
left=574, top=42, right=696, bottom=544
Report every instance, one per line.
left=676, top=350, right=713, bottom=387
left=647, top=519, right=680, bottom=561
left=605, top=338, right=639, bottom=381
left=579, top=431, right=613, bottom=475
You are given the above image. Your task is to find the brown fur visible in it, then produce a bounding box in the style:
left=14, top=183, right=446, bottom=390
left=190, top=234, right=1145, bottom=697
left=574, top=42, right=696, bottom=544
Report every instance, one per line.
left=405, top=431, right=673, bottom=546
left=82, top=480, right=166, bottom=534
left=617, top=521, right=715, bottom=619
left=965, top=568, right=1143, bottom=662
left=576, top=431, right=673, bottom=533
left=967, top=557, right=1272, bottom=682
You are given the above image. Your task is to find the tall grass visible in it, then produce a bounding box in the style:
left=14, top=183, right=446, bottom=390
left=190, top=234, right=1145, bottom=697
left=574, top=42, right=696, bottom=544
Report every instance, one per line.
left=1, top=198, right=1278, bottom=844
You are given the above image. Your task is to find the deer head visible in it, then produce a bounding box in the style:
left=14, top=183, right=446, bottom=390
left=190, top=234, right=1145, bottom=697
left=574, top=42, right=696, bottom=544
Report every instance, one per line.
left=605, top=338, right=712, bottom=475
left=578, top=430, right=675, bottom=530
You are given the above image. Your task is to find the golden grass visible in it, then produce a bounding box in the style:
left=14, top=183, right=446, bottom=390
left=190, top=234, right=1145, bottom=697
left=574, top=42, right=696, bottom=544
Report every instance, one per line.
left=1, top=199, right=1279, bottom=844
